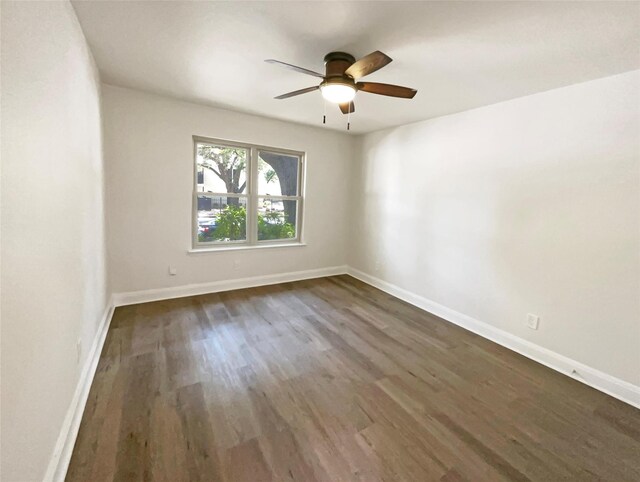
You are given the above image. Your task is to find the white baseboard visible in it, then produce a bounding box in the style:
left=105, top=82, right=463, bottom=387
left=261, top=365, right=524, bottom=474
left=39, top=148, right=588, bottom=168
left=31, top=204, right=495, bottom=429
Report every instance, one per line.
left=112, top=265, right=348, bottom=307
left=43, top=296, right=117, bottom=482
left=347, top=267, right=640, bottom=409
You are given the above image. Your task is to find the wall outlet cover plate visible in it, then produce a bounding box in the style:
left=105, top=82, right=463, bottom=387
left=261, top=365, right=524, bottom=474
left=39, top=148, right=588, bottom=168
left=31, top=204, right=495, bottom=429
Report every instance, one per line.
left=527, top=313, right=540, bottom=330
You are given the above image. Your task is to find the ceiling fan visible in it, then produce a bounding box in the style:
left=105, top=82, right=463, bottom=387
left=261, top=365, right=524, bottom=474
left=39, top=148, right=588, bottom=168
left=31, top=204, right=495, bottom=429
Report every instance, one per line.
left=265, top=51, right=417, bottom=120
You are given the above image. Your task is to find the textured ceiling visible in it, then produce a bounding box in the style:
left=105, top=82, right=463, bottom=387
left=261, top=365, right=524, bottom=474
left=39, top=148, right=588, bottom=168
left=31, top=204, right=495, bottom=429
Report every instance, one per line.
left=72, top=1, right=640, bottom=134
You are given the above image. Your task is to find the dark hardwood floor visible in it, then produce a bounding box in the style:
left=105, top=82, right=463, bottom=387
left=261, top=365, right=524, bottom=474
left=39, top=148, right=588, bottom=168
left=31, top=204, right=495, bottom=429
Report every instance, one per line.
left=66, top=275, right=640, bottom=481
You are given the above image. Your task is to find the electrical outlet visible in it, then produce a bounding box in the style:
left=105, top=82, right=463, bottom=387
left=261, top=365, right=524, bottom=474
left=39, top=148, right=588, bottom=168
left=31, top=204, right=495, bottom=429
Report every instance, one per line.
left=168, top=265, right=177, bottom=276
left=233, top=259, right=240, bottom=270
left=526, top=313, right=540, bottom=330
left=374, top=260, right=381, bottom=272
left=76, top=338, right=82, bottom=364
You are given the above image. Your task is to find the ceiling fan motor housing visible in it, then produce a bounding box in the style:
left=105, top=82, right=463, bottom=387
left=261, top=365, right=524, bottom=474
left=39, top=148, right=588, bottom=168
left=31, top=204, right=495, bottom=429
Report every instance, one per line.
left=324, top=52, right=357, bottom=86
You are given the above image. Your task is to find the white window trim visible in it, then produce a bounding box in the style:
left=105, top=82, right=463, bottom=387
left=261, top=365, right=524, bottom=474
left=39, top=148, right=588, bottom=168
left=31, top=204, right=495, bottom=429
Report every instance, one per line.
left=192, top=136, right=305, bottom=250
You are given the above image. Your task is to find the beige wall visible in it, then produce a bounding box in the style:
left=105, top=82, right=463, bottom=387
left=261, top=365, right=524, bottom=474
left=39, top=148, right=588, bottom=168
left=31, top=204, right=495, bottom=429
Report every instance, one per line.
left=349, top=71, right=640, bottom=386
left=1, top=1, right=109, bottom=480
left=102, top=84, right=353, bottom=295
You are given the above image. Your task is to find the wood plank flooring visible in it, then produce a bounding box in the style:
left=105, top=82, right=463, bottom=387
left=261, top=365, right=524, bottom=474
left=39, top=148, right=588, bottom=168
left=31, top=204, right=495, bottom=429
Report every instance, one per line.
left=66, top=275, right=640, bottom=481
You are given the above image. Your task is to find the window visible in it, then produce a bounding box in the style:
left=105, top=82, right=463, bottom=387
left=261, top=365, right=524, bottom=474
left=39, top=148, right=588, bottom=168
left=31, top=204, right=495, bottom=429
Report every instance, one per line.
left=193, top=137, right=304, bottom=248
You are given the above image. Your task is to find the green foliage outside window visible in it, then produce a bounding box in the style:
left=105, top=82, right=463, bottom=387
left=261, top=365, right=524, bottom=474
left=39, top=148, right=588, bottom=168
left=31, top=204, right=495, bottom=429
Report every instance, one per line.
left=198, top=205, right=294, bottom=242
left=211, top=204, right=246, bottom=241
left=258, top=210, right=295, bottom=240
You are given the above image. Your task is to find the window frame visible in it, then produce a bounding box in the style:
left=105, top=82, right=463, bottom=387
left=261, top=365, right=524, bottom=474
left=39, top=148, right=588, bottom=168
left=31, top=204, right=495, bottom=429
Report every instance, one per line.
left=192, top=136, right=305, bottom=250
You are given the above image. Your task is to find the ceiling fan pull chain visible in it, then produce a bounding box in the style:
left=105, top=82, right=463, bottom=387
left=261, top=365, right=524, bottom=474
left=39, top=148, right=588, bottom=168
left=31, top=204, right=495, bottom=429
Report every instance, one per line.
left=347, top=105, right=351, bottom=130
left=322, top=98, right=327, bottom=124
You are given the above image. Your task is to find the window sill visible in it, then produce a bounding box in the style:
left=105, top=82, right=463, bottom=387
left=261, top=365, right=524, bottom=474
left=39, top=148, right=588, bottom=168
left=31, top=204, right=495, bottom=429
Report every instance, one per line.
left=188, top=242, right=307, bottom=254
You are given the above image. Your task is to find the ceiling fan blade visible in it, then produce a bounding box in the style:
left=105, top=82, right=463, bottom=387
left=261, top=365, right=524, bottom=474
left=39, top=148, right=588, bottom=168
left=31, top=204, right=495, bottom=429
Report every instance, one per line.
left=274, top=86, right=319, bottom=100
left=338, top=101, right=355, bottom=115
left=344, top=51, right=392, bottom=80
left=357, top=82, right=417, bottom=98
left=265, top=59, right=325, bottom=79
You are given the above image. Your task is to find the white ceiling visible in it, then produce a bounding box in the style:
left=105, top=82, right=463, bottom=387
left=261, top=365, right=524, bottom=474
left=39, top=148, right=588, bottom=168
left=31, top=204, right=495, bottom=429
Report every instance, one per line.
left=72, top=1, right=640, bottom=134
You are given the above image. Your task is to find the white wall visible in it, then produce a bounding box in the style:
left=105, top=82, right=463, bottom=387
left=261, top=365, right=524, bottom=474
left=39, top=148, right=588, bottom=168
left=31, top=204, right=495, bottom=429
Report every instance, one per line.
left=350, top=71, right=640, bottom=386
left=103, top=84, right=353, bottom=295
left=1, top=2, right=108, bottom=480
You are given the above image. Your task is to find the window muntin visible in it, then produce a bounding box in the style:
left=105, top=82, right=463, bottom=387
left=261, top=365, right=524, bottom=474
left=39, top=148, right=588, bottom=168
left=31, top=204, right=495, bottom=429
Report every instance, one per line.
left=193, top=138, right=303, bottom=248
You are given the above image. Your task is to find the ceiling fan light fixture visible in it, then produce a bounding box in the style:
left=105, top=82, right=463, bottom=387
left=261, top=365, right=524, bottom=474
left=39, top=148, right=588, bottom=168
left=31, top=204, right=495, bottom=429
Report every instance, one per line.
left=320, top=82, right=356, bottom=104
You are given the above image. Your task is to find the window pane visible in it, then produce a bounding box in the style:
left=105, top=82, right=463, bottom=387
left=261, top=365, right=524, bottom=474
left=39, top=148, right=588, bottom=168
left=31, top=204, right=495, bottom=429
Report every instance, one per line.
left=197, top=195, right=247, bottom=242
left=258, top=151, right=299, bottom=196
left=258, top=197, right=297, bottom=241
left=196, top=143, right=248, bottom=194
